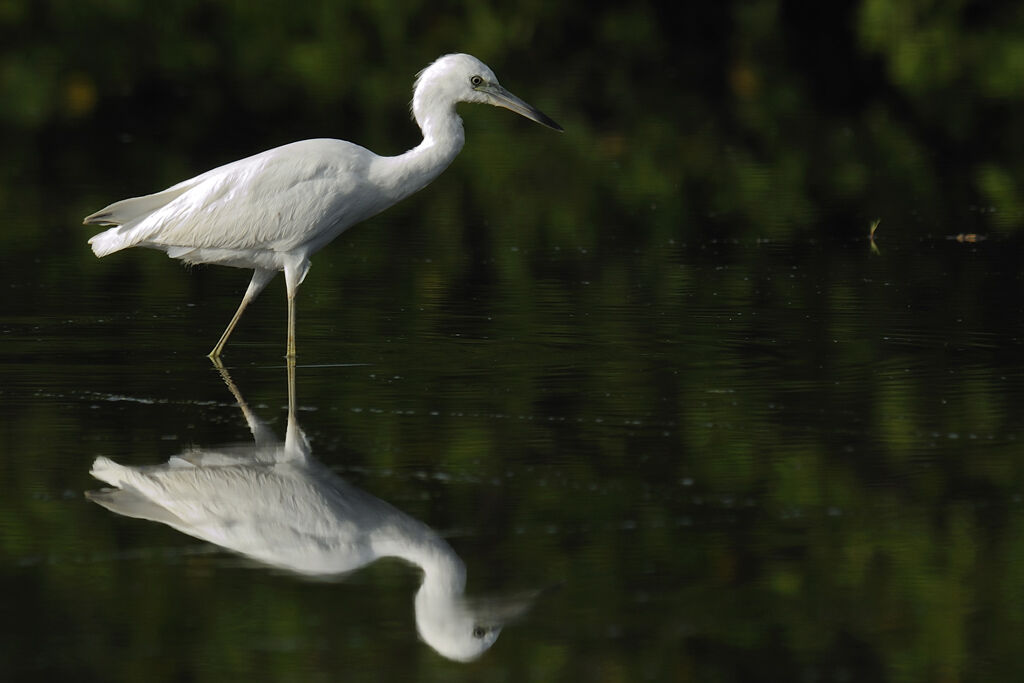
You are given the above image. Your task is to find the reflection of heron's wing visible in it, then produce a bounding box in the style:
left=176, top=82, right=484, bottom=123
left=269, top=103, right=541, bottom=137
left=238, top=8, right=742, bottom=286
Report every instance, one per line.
left=86, top=487, right=187, bottom=528
left=168, top=444, right=291, bottom=468
left=89, top=455, right=378, bottom=574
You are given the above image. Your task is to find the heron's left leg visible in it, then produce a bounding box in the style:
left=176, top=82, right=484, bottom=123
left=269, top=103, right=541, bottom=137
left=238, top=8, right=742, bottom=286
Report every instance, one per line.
left=209, top=268, right=276, bottom=358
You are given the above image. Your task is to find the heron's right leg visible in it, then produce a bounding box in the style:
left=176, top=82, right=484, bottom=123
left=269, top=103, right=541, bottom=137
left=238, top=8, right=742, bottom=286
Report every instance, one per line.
left=208, top=268, right=277, bottom=358
left=282, top=259, right=310, bottom=360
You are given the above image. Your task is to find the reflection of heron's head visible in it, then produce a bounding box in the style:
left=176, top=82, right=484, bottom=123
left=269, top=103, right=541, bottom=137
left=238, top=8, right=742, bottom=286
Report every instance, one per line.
left=414, top=582, right=550, bottom=662
left=414, top=590, right=502, bottom=662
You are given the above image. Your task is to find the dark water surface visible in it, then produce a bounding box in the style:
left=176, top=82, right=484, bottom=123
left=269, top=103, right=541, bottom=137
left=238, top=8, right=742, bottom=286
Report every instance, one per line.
left=5, top=230, right=1024, bottom=681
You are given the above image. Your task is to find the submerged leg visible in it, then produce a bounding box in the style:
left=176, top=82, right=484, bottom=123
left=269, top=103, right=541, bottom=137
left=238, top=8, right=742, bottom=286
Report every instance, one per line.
left=208, top=269, right=276, bottom=359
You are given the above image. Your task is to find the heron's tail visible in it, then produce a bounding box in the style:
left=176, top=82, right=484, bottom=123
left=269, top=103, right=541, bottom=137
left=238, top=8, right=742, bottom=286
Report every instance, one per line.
left=86, top=457, right=185, bottom=526
left=84, top=182, right=196, bottom=257
left=89, top=455, right=129, bottom=487
left=87, top=227, right=137, bottom=257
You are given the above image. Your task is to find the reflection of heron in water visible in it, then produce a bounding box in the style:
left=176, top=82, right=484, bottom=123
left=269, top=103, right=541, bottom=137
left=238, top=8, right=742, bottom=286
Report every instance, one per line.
left=87, top=360, right=534, bottom=662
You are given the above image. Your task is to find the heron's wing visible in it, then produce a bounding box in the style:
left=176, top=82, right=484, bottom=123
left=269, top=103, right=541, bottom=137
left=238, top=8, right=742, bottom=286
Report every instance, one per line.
left=88, top=455, right=382, bottom=574
left=89, top=140, right=381, bottom=257
left=83, top=172, right=206, bottom=227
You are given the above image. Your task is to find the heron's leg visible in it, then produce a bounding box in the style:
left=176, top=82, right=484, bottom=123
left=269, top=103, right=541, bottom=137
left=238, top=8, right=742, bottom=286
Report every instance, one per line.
left=283, top=259, right=310, bottom=360
left=208, top=269, right=276, bottom=359
left=286, top=289, right=297, bottom=358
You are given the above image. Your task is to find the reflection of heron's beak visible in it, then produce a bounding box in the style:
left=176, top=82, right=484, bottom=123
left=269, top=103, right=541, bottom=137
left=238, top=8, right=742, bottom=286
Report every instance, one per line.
left=479, top=83, right=564, bottom=132
left=471, top=583, right=560, bottom=626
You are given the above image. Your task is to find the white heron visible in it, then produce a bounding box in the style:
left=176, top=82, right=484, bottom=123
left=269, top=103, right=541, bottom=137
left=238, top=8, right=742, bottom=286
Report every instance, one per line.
left=84, top=53, right=562, bottom=358
left=87, top=362, right=537, bottom=661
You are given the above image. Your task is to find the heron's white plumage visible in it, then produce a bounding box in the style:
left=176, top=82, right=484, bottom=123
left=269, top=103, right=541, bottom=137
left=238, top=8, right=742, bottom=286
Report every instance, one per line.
left=84, top=53, right=561, bottom=358
left=89, top=139, right=393, bottom=263
left=88, top=449, right=437, bottom=576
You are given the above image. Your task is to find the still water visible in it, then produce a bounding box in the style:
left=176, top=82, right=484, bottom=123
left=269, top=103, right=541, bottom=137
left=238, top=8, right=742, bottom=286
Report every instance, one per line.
left=4, top=226, right=1024, bottom=681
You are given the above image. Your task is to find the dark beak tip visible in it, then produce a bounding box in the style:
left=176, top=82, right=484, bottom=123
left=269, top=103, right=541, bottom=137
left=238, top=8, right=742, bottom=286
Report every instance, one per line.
left=540, top=115, right=564, bottom=133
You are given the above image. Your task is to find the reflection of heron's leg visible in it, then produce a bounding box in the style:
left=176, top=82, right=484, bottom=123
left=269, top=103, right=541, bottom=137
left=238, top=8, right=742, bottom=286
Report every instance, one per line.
left=286, top=354, right=297, bottom=423
left=208, top=355, right=268, bottom=441
left=282, top=354, right=308, bottom=459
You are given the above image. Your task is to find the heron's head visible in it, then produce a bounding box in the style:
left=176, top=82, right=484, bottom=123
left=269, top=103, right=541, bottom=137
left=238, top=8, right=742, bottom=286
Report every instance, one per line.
left=413, top=579, right=545, bottom=662
left=412, top=53, right=562, bottom=133
left=414, top=588, right=503, bottom=662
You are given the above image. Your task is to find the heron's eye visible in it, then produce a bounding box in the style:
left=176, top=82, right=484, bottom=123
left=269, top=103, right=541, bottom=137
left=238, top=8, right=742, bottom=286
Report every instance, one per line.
left=470, top=75, right=484, bottom=87
left=472, top=626, right=487, bottom=638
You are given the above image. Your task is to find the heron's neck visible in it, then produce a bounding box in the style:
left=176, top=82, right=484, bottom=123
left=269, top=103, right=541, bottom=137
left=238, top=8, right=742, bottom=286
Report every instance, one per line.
left=373, top=518, right=467, bottom=595
left=375, top=106, right=465, bottom=202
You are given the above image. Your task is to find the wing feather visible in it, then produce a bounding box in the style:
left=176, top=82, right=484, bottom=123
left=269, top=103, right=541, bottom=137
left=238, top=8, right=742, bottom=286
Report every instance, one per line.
left=86, top=139, right=383, bottom=260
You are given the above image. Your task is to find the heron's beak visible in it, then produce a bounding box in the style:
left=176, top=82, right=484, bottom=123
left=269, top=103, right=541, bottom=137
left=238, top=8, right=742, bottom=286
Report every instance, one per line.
left=480, top=83, right=563, bottom=132
left=467, top=583, right=560, bottom=625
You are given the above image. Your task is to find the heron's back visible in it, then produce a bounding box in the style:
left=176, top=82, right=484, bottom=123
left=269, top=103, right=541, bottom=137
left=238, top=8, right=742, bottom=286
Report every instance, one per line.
left=85, top=139, right=392, bottom=268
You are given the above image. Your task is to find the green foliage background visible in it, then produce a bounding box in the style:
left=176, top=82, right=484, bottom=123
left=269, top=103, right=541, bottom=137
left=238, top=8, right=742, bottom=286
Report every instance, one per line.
left=4, top=0, right=1024, bottom=257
